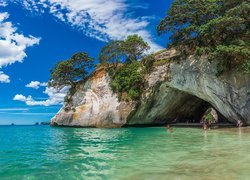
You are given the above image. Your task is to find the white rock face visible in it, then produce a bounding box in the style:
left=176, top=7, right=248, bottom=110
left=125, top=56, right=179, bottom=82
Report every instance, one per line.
left=168, top=57, right=250, bottom=124
left=51, top=50, right=250, bottom=127
left=51, top=68, right=133, bottom=127
left=128, top=54, right=250, bottom=125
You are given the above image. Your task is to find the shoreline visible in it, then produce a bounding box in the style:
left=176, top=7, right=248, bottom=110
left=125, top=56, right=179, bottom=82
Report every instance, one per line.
left=0, top=123, right=240, bottom=129
left=49, top=123, right=238, bottom=129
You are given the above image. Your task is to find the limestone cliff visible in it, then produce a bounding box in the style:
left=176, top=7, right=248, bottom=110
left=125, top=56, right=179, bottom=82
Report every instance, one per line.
left=51, top=68, right=134, bottom=127
left=51, top=49, right=250, bottom=127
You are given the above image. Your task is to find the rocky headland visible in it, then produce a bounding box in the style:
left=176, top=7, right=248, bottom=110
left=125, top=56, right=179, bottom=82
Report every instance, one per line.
left=51, top=49, right=250, bottom=127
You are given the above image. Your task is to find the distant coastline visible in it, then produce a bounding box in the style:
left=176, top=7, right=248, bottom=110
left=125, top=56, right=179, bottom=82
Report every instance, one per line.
left=0, top=122, right=50, bottom=126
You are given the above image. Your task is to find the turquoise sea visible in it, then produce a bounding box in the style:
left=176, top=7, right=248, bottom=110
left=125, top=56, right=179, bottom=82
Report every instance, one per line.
left=1, top=126, right=250, bottom=180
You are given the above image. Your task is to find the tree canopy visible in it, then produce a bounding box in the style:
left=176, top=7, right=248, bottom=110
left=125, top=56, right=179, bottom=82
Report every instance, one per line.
left=98, top=35, right=150, bottom=101
left=99, top=35, right=149, bottom=67
left=121, top=35, right=150, bottom=62
left=49, top=52, right=94, bottom=89
left=98, top=40, right=124, bottom=69
left=158, top=0, right=250, bottom=73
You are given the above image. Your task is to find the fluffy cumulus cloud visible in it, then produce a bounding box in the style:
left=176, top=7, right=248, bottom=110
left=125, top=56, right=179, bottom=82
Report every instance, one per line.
left=0, top=12, right=40, bottom=67
left=13, top=94, right=30, bottom=102
left=25, top=81, right=47, bottom=89
left=0, top=11, right=40, bottom=83
left=0, top=71, right=10, bottom=83
left=7, top=0, right=162, bottom=52
left=13, top=86, right=69, bottom=106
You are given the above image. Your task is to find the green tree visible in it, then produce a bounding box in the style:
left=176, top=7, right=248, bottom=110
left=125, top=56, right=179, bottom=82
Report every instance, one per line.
left=158, top=0, right=250, bottom=73
left=49, top=52, right=94, bottom=89
left=110, top=61, right=144, bottom=101
left=98, top=35, right=151, bottom=101
left=141, top=54, right=155, bottom=73
left=122, top=35, right=150, bottom=62
left=99, top=35, right=150, bottom=66
left=98, top=40, right=124, bottom=69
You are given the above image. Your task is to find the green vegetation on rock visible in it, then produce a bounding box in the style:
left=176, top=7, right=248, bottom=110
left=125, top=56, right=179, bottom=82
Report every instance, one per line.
left=50, top=0, right=250, bottom=103
left=158, top=0, right=250, bottom=74
left=99, top=35, right=150, bottom=67
left=99, top=35, right=151, bottom=101
left=202, top=109, right=215, bottom=123
left=98, top=40, right=124, bottom=70
left=121, top=35, right=150, bottom=62
left=49, top=52, right=94, bottom=89
left=141, top=54, right=156, bottom=73
left=110, top=61, right=144, bottom=101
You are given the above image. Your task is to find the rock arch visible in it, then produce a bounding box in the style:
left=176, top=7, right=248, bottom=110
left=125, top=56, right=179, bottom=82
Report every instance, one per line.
left=127, top=55, right=250, bottom=126
left=51, top=52, right=250, bottom=128
left=126, top=85, right=229, bottom=126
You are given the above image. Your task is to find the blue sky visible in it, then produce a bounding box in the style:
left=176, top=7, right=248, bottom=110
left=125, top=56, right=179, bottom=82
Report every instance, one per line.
left=0, top=0, right=173, bottom=125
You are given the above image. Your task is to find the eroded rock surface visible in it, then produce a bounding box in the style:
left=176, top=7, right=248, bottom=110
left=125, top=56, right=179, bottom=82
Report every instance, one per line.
left=51, top=69, right=134, bottom=127
left=51, top=50, right=250, bottom=127
left=128, top=55, right=250, bottom=125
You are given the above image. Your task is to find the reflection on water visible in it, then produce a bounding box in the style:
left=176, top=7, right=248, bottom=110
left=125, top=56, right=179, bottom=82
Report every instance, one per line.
left=1, top=126, right=250, bottom=179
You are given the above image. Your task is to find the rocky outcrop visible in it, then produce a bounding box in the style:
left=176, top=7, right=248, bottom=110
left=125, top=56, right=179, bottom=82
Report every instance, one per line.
left=128, top=53, right=250, bottom=125
left=168, top=57, right=250, bottom=124
left=51, top=49, right=250, bottom=127
left=51, top=68, right=134, bottom=127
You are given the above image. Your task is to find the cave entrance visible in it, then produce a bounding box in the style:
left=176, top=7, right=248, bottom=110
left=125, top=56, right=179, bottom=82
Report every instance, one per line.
left=150, top=89, right=230, bottom=125
left=127, top=86, right=232, bottom=127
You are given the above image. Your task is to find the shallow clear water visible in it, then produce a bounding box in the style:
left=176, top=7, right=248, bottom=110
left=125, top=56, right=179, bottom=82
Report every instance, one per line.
left=1, top=126, right=250, bottom=180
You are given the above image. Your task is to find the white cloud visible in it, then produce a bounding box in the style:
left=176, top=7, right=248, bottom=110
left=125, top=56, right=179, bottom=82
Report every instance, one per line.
left=0, top=71, right=10, bottom=83
left=13, top=86, right=69, bottom=106
left=10, top=0, right=162, bottom=52
left=0, top=12, right=40, bottom=67
left=0, top=11, right=40, bottom=82
left=25, top=81, right=47, bottom=89
left=0, top=12, right=8, bottom=21
left=13, top=94, right=30, bottom=101
left=0, top=0, right=7, bottom=7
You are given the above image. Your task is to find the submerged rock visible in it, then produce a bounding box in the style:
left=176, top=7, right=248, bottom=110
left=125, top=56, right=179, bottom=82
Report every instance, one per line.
left=51, top=49, right=250, bottom=127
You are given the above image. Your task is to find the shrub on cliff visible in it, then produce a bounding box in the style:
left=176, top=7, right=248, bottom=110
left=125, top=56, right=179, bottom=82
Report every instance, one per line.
left=99, top=35, right=150, bottom=101
left=49, top=52, right=94, bottom=89
left=110, top=61, right=144, bottom=101
left=141, top=54, right=156, bottom=73
left=158, top=0, right=250, bottom=73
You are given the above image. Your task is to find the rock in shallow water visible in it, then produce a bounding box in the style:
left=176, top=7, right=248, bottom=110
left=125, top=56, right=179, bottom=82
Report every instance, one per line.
left=51, top=68, right=134, bottom=128
left=51, top=50, right=250, bottom=127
